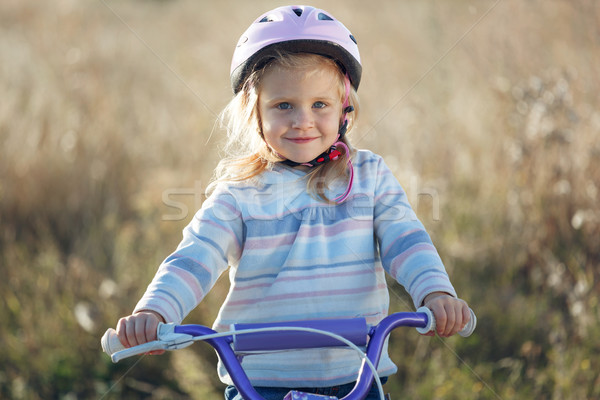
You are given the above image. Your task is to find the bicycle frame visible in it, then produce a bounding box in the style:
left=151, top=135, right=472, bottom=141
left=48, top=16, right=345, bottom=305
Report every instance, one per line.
left=102, top=307, right=476, bottom=400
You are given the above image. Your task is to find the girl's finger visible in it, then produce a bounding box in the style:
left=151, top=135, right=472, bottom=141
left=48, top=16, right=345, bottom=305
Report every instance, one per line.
left=433, top=305, right=447, bottom=335
left=134, top=317, right=148, bottom=345
left=461, top=304, right=471, bottom=331
left=145, top=315, right=158, bottom=342
left=116, top=318, right=130, bottom=348
left=441, top=303, right=456, bottom=337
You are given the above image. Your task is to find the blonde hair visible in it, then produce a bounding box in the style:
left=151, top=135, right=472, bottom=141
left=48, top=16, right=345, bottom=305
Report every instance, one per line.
left=212, top=53, right=360, bottom=202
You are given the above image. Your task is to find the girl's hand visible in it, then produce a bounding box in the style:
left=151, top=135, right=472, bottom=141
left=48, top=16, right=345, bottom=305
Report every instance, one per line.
left=116, top=310, right=166, bottom=355
left=421, top=292, right=470, bottom=337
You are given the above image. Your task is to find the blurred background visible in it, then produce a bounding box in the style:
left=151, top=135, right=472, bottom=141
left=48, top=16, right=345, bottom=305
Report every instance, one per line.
left=1, top=0, right=598, bottom=398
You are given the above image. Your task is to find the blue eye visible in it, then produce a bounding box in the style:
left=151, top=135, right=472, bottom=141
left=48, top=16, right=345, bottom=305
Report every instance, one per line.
left=313, top=101, right=326, bottom=109
left=276, top=102, right=292, bottom=110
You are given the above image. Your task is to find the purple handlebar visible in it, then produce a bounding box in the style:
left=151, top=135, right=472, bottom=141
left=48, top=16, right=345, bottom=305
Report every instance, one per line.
left=233, top=318, right=368, bottom=352
left=174, top=312, right=429, bottom=400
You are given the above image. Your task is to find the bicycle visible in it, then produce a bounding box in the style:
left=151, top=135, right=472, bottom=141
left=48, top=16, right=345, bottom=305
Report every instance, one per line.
left=102, top=306, right=476, bottom=400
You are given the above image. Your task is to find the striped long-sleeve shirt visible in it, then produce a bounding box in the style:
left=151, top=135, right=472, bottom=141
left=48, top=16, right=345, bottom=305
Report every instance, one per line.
left=134, top=149, right=457, bottom=387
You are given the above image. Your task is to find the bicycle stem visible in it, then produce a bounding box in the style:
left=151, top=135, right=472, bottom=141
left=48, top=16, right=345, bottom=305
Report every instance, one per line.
left=343, top=312, right=429, bottom=400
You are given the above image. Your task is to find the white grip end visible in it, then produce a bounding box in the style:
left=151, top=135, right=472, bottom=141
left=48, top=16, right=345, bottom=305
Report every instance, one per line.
left=458, top=309, right=477, bottom=337
left=416, top=306, right=435, bottom=334
left=416, top=307, right=477, bottom=337
left=101, top=328, right=126, bottom=355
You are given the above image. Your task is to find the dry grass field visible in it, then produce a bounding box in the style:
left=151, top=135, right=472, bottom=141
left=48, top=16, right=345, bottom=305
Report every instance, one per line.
left=1, top=0, right=598, bottom=399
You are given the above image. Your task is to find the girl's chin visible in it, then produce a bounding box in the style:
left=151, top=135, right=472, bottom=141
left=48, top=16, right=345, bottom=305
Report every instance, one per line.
left=285, top=156, right=318, bottom=164
left=281, top=149, right=331, bottom=165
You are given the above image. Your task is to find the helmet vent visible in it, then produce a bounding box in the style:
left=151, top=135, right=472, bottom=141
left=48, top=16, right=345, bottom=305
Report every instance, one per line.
left=259, top=15, right=275, bottom=23
left=318, top=13, right=333, bottom=21
left=349, top=34, right=357, bottom=44
left=292, top=8, right=303, bottom=17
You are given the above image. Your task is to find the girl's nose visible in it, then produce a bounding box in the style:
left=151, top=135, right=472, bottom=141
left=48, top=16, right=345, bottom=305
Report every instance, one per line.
left=292, top=108, right=314, bottom=129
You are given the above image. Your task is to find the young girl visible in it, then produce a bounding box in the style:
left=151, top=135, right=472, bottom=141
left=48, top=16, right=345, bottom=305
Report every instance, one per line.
left=115, top=5, right=471, bottom=399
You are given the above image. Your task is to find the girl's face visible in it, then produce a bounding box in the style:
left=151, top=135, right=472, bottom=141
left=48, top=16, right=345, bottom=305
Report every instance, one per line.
left=258, top=64, right=343, bottom=164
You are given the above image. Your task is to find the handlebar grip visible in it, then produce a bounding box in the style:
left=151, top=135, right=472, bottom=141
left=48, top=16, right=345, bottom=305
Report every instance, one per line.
left=416, top=307, right=477, bottom=337
left=101, top=328, right=126, bottom=355
left=458, top=309, right=477, bottom=337
left=102, top=328, right=169, bottom=362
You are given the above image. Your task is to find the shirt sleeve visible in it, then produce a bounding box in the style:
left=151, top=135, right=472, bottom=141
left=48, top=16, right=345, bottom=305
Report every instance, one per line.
left=373, top=157, right=457, bottom=308
left=134, top=185, right=244, bottom=324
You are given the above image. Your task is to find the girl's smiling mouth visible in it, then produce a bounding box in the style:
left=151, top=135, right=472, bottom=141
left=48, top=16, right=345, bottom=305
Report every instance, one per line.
left=286, top=137, right=318, bottom=143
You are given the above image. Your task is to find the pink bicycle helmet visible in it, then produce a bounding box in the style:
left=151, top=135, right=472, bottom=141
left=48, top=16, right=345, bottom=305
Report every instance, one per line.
left=230, top=5, right=362, bottom=93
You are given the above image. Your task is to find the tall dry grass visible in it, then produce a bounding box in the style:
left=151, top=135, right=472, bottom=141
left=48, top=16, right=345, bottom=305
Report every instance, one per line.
left=0, top=0, right=598, bottom=399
